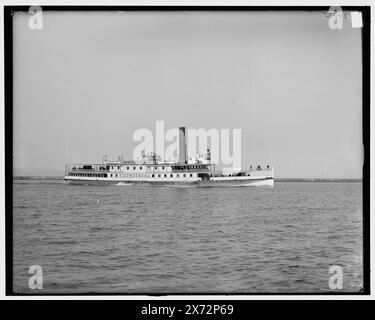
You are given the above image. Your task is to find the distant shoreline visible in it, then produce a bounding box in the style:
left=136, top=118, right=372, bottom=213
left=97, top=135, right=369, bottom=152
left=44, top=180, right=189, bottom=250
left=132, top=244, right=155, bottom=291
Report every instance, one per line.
left=275, top=178, right=362, bottom=182
left=12, top=176, right=362, bottom=182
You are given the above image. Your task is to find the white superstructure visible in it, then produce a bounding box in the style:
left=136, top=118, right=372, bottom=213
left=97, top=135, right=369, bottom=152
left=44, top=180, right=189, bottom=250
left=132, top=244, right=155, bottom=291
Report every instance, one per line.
left=64, top=127, right=274, bottom=187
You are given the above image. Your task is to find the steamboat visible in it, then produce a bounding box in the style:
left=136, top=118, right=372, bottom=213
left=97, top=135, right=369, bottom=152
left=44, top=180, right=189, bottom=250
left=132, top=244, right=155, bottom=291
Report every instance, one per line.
left=64, top=127, right=274, bottom=187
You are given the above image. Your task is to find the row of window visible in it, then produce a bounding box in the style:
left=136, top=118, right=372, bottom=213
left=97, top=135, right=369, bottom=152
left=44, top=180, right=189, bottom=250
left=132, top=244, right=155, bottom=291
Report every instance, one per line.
left=151, top=173, right=194, bottom=178
left=70, top=173, right=107, bottom=178
left=107, top=173, right=194, bottom=178
left=110, top=166, right=140, bottom=171
left=70, top=172, right=195, bottom=179
left=73, top=165, right=209, bottom=172
left=110, top=173, right=144, bottom=178
left=111, top=165, right=206, bottom=171
left=110, top=166, right=139, bottom=170
left=72, top=166, right=108, bottom=171
left=111, top=166, right=166, bottom=171
left=110, top=165, right=209, bottom=172
left=172, top=165, right=206, bottom=170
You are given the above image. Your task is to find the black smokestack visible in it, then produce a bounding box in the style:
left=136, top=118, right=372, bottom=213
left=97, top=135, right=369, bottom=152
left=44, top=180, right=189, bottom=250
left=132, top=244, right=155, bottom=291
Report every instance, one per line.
left=178, top=127, right=187, bottom=164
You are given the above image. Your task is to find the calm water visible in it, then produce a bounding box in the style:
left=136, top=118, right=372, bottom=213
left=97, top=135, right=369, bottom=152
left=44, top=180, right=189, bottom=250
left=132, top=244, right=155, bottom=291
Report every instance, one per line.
left=13, top=180, right=363, bottom=293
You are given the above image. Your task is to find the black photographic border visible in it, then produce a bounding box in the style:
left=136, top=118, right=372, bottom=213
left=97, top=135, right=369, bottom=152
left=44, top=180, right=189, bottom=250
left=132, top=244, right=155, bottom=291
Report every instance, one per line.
left=4, top=5, right=371, bottom=296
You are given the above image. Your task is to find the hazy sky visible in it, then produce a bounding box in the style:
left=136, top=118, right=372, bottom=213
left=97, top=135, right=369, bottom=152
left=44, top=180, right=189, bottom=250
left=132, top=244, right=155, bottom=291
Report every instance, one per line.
left=13, top=11, right=363, bottom=178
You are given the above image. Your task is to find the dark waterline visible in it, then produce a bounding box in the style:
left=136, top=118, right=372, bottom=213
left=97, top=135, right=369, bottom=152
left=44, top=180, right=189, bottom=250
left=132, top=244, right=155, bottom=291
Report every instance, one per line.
left=13, top=180, right=363, bottom=293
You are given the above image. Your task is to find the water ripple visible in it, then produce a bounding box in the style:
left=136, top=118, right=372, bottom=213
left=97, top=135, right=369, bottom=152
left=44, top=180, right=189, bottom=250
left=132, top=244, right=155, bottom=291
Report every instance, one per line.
left=13, top=181, right=363, bottom=293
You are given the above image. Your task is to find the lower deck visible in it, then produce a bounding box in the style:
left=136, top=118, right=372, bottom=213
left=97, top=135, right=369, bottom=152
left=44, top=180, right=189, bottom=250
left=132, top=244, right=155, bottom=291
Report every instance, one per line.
left=64, top=175, right=274, bottom=187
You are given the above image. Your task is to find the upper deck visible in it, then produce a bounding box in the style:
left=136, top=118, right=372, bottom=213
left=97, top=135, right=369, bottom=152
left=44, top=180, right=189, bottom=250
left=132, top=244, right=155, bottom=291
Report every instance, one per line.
left=65, top=161, right=273, bottom=178
left=65, top=162, right=211, bottom=175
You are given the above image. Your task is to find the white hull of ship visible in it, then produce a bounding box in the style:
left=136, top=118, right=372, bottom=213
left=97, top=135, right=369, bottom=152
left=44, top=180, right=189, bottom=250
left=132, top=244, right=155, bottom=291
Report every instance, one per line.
left=64, top=175, right=274, bottom=187
left=204, top=176, right=274, bottom=187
